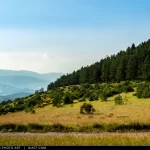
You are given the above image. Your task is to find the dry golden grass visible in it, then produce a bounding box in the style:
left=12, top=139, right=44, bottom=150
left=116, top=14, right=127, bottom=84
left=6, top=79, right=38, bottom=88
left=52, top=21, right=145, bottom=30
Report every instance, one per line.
left=1, top=92, right=150, bottom=126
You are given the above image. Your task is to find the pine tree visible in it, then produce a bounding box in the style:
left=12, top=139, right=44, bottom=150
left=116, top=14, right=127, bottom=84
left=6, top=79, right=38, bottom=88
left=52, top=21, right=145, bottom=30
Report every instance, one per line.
left=126, top=55, right=137, bottom=80
left=140, top=55, right=150, bottom=80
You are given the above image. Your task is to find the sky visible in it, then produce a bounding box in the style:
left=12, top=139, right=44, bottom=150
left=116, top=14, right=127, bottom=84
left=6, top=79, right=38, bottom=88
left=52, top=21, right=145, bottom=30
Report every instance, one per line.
left=0, top=0, right=150, bottom=74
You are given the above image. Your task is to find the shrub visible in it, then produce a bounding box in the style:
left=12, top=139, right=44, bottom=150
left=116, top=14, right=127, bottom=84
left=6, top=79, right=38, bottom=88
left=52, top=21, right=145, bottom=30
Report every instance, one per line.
left=114, top=95, right=124, bottom=105
left=27, top=123, right=45, bottom=132
left=26, top=99, right=37, bottom=108
left=31, top=109, right=36, bottom=114
left=51, top=89, right=63, bottom=106
left=51, top=123, right=65, bottom=132
left=125, top=86, right=134, bottom=93
left=136, top=82, right=150, bottom=98
left=1, top=124, right=16, bottom=131
left=94, top=84, right=100, bottom=89
left=80, top=103, right=96, bottom=114
left=79, top=97, right=86, bottom=102
left=25, top=107, right=34, bottom=113
left=15, top=125, right=27, bottom=132
left=64, top=93, right=73, bottom=104
left=92, top=123, right=103, bottom=129
left=89, top=94, right=99, bottom=101
left=103, top=85, right=113, bottom=97
left=81, top=83, right=91, bottom=89
left=71, top=85, right=79, bottom=91
left=84, top=90, right=91, bottom=98
left=133, top=93, right=137, bottom=96
left=100, top=93, right=107, bottom=101
left=89, top=95, right=94, bottom=101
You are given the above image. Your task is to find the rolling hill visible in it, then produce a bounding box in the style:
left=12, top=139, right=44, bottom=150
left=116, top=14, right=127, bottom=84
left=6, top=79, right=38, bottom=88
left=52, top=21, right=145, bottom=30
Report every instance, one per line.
left=0, top=92, right=32, bottom=101
left=0, top=76, right=48, bottom=90
left=0, top=70, right=63, bottom=99
left=0, top=70, right=63, bottom=82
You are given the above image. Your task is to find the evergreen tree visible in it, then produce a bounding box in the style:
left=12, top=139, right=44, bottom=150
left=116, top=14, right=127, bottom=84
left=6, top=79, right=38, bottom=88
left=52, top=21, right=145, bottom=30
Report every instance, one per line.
left=126, top=55, right=137, bottom=80
left=116, top=57, right=127, bottom=82
left=140, top=55, right=150, bottom=80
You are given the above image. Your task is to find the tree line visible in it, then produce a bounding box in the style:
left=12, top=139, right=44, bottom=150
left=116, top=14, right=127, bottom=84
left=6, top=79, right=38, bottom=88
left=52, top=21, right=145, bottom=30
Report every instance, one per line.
left=48, top=39, right=150, bottom=90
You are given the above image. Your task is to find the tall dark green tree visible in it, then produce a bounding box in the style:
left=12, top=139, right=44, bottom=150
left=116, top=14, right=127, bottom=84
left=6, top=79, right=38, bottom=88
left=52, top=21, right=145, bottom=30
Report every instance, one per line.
left=126, top=55, right=138, bottom=80
left=101, top=56, right=111, bottom=82
left=116, top=56, right=127, bottom=82
left=140, top=55, right=150, bottom=80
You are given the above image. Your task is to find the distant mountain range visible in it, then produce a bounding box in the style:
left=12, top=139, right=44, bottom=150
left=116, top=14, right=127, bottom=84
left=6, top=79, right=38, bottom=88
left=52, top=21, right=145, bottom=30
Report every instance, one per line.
left=0, top=92, right=32, bottom=101
left=0, top=69, right=63, bottom=101
left=0, top=70, right=63, bottom=82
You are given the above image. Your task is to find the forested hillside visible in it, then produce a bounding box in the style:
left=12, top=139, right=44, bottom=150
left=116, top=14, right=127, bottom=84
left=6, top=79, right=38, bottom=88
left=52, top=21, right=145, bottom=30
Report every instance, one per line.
left=48, top=39, right=150, bottom=90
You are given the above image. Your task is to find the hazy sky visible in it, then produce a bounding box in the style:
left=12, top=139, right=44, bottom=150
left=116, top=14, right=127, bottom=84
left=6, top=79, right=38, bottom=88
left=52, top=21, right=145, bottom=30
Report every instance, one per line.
left=0, top=0, right=150, bottom=73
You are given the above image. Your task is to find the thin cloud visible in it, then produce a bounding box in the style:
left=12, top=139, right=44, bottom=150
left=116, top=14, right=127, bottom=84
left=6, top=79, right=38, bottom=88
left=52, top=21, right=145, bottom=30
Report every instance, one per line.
left=42, top=53, right=53, bottom=59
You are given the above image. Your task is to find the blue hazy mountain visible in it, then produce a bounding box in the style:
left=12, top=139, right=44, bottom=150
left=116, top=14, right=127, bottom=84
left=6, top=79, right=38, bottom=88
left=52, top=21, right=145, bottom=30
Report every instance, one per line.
left=0, top=69, right=63, bottom=98
left=0, top=70, right=63, bottom=82
left=0, top=82, right=34, bottom=95
left=0, top=92, right=33, bottom=101
left=0, top=76, right=48, bottom=90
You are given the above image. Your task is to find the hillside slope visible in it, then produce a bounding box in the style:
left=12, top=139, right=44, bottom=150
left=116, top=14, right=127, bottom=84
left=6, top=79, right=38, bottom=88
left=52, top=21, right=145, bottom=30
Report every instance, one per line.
left=48, top=39, right=150, bottom=90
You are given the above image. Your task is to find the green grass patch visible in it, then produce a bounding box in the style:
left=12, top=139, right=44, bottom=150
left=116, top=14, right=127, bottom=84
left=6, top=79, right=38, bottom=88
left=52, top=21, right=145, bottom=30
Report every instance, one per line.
left=1, top=122, right=150, bottom=133
left=1, top=135, right=150, bottom=146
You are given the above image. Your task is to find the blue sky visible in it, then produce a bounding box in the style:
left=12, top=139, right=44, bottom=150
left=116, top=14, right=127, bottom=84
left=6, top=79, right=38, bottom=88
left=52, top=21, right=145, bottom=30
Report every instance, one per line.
left=0, top=0, right=150, bottom=73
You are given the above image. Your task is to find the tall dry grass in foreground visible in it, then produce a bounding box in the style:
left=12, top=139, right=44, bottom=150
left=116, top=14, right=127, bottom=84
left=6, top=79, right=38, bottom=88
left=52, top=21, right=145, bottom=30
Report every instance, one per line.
left=0, top=135, right=150, bottom=146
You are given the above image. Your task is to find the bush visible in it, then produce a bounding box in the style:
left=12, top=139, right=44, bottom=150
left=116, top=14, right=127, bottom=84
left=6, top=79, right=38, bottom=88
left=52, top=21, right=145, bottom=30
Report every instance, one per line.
left=80, top=103, right=96, bottom=114
left=94, top=84, right=100, bottom=89
left=78, top=97, right=86, bottom=102
left=136, top=82, right=150, bottom=98
left=133, top=93, right=137, bottom=96
left=27, top=123, right=45, bottom=132
left=92, top=123, right=103, bottom=129
left=89, top=95, right=94, bottom=101
left=51, top=123, right=65, bottom=132
left=125, top=86, right=134, bottom=93
left=31, top=109, right=36, bottom=114
left=100, top=93, right=107, bottom=101
left=103, top=85, right=113, bottom=97
left=51, top=89, right=63, bottom=106
left=89, top=94, right=99, bottom=101
left=114, top=95, right=124, bottom=105
left=1, top=124, right=16, bottom=132
left=15, top=124, right=27, bottom=132
left=71, top=85, right=79, bottom=92
left=64, top=93, right=73, bottom=104
left=25, top=107, right=34, bottom=113
left=81, top=83, right=91, bottom=89
left=84, top=90, right=91, bottom=98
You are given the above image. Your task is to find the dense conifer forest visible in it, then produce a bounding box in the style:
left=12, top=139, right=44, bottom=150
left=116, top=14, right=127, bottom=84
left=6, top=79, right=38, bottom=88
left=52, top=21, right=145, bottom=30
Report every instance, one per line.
left=48, top=39, right=150, bottom=90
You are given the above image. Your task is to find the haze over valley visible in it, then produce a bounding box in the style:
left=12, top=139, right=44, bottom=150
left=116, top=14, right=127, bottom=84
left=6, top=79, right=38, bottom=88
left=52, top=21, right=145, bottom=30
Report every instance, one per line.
left=0, top=69, right=63, bottom=100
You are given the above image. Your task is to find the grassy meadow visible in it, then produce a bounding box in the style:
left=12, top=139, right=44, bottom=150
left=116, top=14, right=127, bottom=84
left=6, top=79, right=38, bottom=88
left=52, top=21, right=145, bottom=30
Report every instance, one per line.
left=1, top=92, right=150, bottom=126
left=1, top=84, right=150, bottom=145
left=1, top=133, right=150, bottom=146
